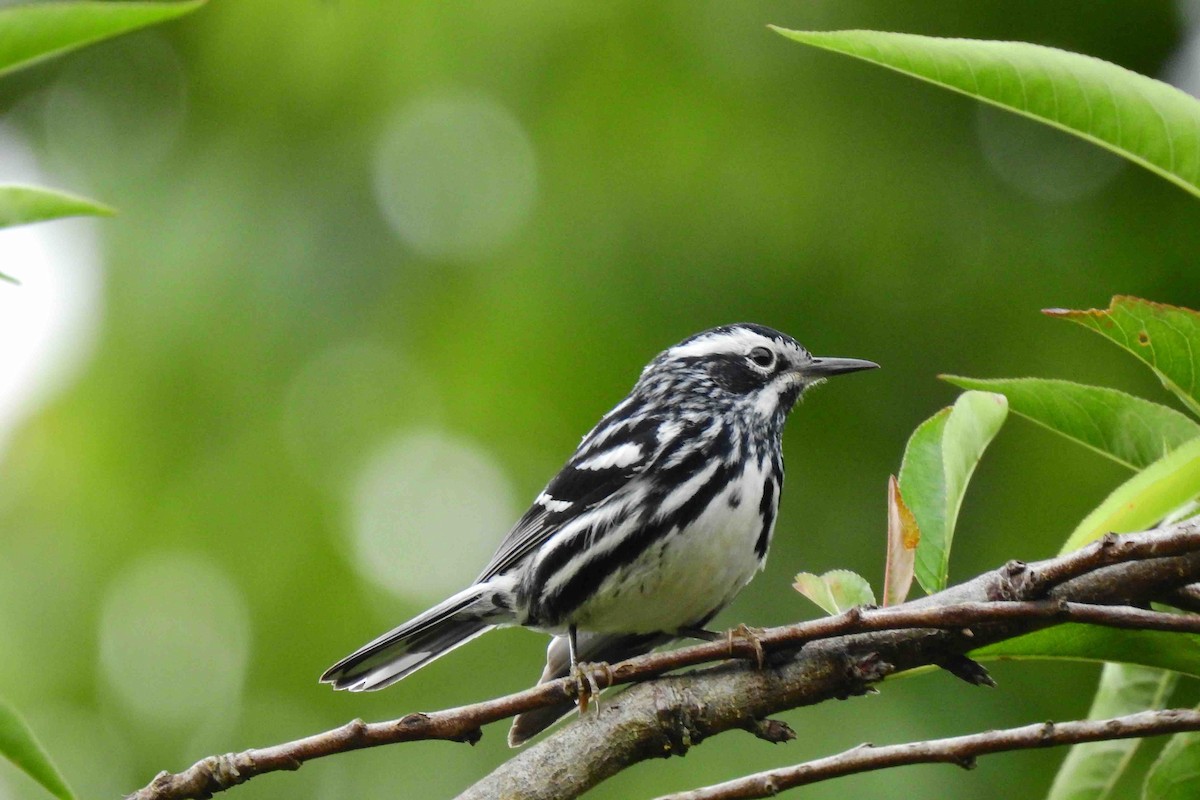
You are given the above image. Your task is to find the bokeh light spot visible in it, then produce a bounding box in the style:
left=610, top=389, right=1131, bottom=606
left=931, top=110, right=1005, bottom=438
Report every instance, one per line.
left=372, top=93, right=537, bottom=262
left=974, top=103, right=1125, bottom=203
left=42, top=33, right=188, bottom=183
left=99, top=552, right=250, bottom=727
left=281, top=341, right=442, bottom=491
left=349, top=430, right=515, bottom=603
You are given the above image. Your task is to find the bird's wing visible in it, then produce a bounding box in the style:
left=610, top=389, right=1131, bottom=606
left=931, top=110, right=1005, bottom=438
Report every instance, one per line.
left=476, top=409, right=676, bottom=582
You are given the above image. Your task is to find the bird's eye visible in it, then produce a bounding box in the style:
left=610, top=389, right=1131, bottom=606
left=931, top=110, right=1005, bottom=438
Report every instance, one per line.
left=749, top=347, right=775, bottom=369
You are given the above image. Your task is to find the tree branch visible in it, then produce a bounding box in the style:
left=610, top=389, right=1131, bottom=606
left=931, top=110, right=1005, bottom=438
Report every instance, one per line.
left=458, top=521, right=1200, bottom=800
left=654, top=708, right=1200, bottom=800
left=128, top=520, right=1200, bottom=800
left=1162, top=583, right=1200, bottom=613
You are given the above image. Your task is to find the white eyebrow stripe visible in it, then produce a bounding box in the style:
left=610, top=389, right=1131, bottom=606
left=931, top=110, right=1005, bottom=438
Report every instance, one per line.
left=667, top=328, right=777, bottom=359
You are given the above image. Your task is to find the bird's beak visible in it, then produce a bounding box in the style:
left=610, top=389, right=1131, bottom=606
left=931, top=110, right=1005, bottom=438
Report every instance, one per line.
left=803, top=356, right=879, bottom=377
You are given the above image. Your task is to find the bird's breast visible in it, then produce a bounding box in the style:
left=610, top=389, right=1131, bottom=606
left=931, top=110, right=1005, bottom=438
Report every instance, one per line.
left=566, top=460, right=782, bottom=634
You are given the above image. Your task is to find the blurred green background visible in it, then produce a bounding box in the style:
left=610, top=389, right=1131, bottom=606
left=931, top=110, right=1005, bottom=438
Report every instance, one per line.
left=2, top=1, right=1200, bottom=798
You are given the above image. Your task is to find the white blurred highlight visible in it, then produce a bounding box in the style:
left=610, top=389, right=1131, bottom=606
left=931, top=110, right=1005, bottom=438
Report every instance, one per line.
left=349, top=430, right=515, bottom=603
left=1167, top=1, right=1200, bottom=96
left=0, top=127, right=102, bottom=455
left=373, top=93, right=538, bottom=262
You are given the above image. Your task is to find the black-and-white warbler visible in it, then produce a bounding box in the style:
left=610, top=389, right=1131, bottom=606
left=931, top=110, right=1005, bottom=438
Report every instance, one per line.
left=321, top=323, right=876, bottom=744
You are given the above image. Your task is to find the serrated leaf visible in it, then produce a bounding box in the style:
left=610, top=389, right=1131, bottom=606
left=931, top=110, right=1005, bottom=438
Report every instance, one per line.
left=973, top=625, right=1200, bottom=678
left=0, top=184, right=114, bottom=230
left=0, top=699, right=75, bottom=800
left=942, top=376, right=1200, bottom=472
left=901, top=392, right=1008, bottom=594
left=770, top=30, right=1200, bottom=200
left=1060, top=436, right=1200, bottom=554
left=0, top=0, right=206, bottom=79
left=1045, top=298, right=1200, bottom=419
left=793, top=569, right=876, bottom=615
left=883, top=474, right=919, bottom=607
left=1048, top=664, right=1178, bottom=800
left=1143, top=725, right=1200, bottom=800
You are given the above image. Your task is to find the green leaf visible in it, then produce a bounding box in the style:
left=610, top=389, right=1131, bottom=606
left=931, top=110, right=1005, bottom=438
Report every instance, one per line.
left=1045, top=298, right=1200, bottom=419
left=942, top=376, right=1200, bottom=471
left=793, top=569, right=876, bottom=615
left=0, top=699, right=75, bottom=800
left=897, top=407, right=950, bottom=592
left=1145, top=726, right=1200, bottom=800
left=0, top=184, right=114, bottom=230
left=770, top=29, right=1200, bottom=200
left=900, top=392, right=1008, bottom=594
left=0, top=0, right=206, bottom=79
left=973, top=625, right=1200, bottom=678
left=1048, top=664, right=1178, bottom=800
left=1060, top=435, right=1200, bottom=554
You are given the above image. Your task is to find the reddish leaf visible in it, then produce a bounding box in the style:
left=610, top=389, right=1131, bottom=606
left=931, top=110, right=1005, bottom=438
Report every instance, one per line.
left=884, top=475, right=919, bottom=606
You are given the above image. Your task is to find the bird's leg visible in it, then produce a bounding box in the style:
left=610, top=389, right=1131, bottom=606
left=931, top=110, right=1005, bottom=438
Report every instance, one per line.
left=567, top=625, right=600, bottom=714
left=726, top=623, right=766, bottom=668
left=678, top=626, right=722, bottom=642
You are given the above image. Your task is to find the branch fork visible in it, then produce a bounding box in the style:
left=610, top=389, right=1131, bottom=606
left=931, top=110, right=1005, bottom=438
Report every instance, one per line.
left=130, top=520, right=1200, bottom=800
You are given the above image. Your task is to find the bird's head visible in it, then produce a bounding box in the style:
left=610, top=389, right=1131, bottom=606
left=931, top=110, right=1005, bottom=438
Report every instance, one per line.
left=637, top=323, right=877, bottom=423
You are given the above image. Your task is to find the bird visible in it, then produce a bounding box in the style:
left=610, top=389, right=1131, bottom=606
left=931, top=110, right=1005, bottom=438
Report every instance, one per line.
left=320, top=323, right=877, bottom=745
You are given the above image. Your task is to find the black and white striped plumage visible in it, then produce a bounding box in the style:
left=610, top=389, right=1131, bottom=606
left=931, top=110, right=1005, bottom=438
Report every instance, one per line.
left=321, top=323, right=876, bottom=744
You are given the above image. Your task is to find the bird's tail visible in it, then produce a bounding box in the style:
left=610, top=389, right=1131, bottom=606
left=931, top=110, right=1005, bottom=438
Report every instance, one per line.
left=507, top=631, right=674, bottom=746
left=321, top=585, right=500, bottom=691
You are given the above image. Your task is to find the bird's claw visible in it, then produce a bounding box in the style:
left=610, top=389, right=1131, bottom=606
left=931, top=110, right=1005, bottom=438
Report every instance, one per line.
left=726, top=623, right=766, bottom=668
left=571, top=661, right=608, bottom=714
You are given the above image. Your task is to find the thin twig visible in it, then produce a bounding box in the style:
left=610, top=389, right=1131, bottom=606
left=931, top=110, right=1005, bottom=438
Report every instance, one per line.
left=129, top=521, right=1200, bottom=800
left=1016, top=527, right=1200, bottom=597
left=1162, top=583, right=1200, bottom=614
left=655, top=708, right=1200, bottom=800
left=459, top=521, right=1200, bottom=800
left=128, top=601, right=1200, bottom=800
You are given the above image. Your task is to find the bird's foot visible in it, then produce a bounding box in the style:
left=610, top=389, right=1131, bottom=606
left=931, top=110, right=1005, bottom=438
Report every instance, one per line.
left=571, top=661, right=611, bottom=715
left=726, top=623, right=766, bottom=668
